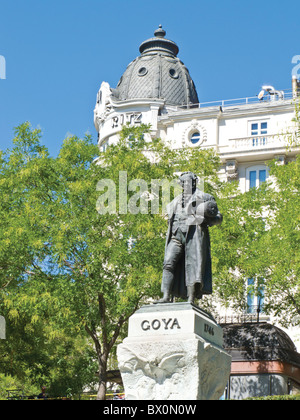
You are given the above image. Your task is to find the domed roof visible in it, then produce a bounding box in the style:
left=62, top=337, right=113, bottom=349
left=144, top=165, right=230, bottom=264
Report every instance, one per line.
left=222, top=323, right=300, bottom=367
left=112, top=26, right=199, bottom=106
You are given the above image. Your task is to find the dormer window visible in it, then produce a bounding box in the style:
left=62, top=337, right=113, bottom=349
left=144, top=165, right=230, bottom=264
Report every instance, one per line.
left=138, top=67, right=148, bottom=76
left=169, top=68, right=179, bottom=79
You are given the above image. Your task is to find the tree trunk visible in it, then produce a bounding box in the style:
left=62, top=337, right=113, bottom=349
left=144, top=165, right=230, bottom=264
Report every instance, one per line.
left=84, top=323, right=109, bottom=401
left=97, top=371, right=107, bottom=400
left=97, top=356, right=108, bottom=400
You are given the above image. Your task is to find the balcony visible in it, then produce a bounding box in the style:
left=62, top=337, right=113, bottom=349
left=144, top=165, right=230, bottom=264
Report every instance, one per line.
left=219, top=131, right=298, bottom=160
left=229, top=133, right=287, bottom=151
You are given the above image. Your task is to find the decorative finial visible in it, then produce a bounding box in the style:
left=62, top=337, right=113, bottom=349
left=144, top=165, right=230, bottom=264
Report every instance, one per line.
left=154, top=24, right=166, bottom=38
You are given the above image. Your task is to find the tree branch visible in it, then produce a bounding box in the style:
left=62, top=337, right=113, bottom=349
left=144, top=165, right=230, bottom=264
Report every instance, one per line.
left=286, top=291, right=300, bottom=316
left=0, top=279, right=13, bottom=291
left=98, top=293, right=108, bottom=353
left=108, top=302, right=140, bottom=351
left=84, top=323, right=103, bottom=365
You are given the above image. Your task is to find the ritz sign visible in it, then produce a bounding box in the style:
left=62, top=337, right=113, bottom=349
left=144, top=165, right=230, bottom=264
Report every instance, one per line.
left=112, top=112, right=142, bottom=128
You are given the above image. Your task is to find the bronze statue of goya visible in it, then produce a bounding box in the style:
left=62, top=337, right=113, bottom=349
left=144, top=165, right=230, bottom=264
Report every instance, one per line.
left=155, top=172, right=222, bottom=305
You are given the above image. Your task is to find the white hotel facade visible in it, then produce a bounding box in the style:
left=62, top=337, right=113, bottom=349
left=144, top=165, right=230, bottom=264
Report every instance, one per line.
left=95, top=27, right=299, bottom=186
left=94, top=25, right=300, bottom=388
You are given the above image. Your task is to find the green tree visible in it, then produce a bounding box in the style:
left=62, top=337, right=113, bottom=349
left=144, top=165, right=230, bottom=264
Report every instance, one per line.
left=3, top=121, right=298, bottom=399
left=0, top=122, right=225, bottom=399
left=260, top=156, right=300, bottom=325
left=0, top=308, right=96, bottom=398
left=0, top=373, right=40, bottom=400
left=210, top=180, right=275, bottom=313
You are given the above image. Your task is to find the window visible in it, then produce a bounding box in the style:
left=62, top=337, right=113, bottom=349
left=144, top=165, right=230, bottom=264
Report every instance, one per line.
left=246, top=278, right=265, bottom=314
left=100, top=140, right=109, bottom=152
left=138, top=67, right=148, bottom=76
left=246, top=165, right=268, bottom=191
left=190, top=131, right=201, bottom=145
left=247, top=278, right=255, bottom=313
left=250, top=121, right=268, bottom=146
left=251, top=123, right=258, bottom=136
left=127, top=133, right=144, bottom=148
left=169, top=68, right=179, bottom=79
left=249, top=169, right=267, bottom=188
left=261, top=122, right=268, bottom=134
left=251, top=122, right=268, bottom=136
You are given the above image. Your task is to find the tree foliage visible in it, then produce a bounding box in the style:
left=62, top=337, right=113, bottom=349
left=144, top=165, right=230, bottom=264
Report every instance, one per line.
left=0, top=120, right=299, bottom=399
left=261, top=156, right=300, bottom=325
left=0, top=122, right=225, bottom=399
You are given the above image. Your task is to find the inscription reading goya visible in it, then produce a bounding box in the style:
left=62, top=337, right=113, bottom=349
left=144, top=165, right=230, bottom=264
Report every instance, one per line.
left=141, top=318, right=181, bottom=331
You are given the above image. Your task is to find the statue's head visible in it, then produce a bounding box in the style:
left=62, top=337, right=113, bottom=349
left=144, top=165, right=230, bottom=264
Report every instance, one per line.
left=179, top=171, right=198, bottom=192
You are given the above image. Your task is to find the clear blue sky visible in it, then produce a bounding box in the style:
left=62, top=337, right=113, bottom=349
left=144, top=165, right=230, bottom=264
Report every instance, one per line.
left=0, top=0, right=300, bottom=156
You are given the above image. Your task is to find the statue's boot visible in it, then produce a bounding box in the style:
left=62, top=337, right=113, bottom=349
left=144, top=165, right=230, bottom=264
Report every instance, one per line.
left=187, top=285, right=195, bottom=305
left=154, top=272, right=173, bottom=304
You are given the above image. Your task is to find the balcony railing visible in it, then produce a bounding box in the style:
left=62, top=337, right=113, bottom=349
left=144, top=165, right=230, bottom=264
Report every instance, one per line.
left=229, top=134, right=287, bottom=150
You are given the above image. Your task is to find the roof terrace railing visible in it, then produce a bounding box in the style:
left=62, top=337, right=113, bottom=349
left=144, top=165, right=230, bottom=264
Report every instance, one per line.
left=217, top=306, right=269, bottom=325
left=177, top=88, right=295, bottom=111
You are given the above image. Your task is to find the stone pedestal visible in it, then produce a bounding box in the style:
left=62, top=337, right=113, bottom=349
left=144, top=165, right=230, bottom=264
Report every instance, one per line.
left=117, top=303, right=231, bottom=400
left=0, top=316, right=5, bottom=340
